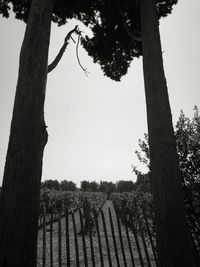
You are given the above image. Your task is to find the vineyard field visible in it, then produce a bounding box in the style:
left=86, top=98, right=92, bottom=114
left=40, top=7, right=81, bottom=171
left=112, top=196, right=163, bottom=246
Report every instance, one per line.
left=37, top=191, right=158, bottom=267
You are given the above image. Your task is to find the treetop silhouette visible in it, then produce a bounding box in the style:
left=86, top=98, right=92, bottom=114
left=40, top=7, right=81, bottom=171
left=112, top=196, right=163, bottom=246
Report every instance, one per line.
left=0, top=0, right=97, bottom=24
left=0, top=1, right=178, bottom=82
left=80, top=0, right=177, bottom=81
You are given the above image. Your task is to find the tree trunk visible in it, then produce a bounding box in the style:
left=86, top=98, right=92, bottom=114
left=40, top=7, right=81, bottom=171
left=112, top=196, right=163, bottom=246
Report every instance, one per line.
left=140, top=0, right=200, bottom=266
left=0, top=0, right=53, bottom=266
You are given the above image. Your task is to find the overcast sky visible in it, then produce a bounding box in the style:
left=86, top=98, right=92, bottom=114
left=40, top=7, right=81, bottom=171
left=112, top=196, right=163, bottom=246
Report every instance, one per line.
left=0, top=1, right=199, bottom=187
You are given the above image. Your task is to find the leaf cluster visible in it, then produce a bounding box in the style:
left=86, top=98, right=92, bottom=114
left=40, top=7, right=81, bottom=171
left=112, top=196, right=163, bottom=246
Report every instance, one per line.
left=134, top=107, right=200, bottom=186
left=134, top=106, right=200, bottom=217
left=39, top=189, right=106, bottom=220
left=81, top=0, right=178, bottom=81
left=111, top=191, right=155, bottom=238
left=175, top=106, right=200, bottom=185
left=0, top=0, right=97, bottom=24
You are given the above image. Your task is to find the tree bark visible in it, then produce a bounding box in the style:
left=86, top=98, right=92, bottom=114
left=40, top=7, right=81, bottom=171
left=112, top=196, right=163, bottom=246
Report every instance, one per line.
left=140, top=0, right=200, bottom=266
left=0, top=0, right=53, bottom=266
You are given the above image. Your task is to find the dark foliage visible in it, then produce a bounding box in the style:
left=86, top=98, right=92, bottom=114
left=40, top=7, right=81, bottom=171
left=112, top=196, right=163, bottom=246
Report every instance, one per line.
left=0, top=0, right=178, bottom=81
left=175, top=106, right=200, bottom=186
left=81, top=0, right=178, bottom=81
left=41, top=179, right=60, bottom=191
left=134, top=173, right=152, bottom=193
left=116, top=180, right=135, bottom=192
left=41, top=180, right=77, bottom=191
left=60, top=180, right=77, bottom=191
left=175, top=106, right=200, bottom=221
left=0, top=0, right=10, bottom=18
left=99, top=181, right=116, bottom=198
left=80, top=180, right=99, bottom=192
left=0, top=0, right=96, bottom=24
left=134, top=107, right=200, bottom=217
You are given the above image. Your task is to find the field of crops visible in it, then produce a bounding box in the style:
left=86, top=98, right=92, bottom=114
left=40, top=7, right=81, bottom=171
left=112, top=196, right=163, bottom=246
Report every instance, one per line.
left=39, top=189, right=107, bottom=227
left=37, top=190, right=159, bottom=267
left=110, top=191, right=154, bottom=229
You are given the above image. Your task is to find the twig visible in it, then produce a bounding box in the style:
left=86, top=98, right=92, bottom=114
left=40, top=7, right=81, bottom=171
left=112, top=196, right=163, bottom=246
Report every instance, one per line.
left=48, top=25, right=78, bottom=73
left=76, top=32, right=89, bottom=77
left=70, top=36, right=76, bottom=43
left=48, top=25, right=89, bottom=77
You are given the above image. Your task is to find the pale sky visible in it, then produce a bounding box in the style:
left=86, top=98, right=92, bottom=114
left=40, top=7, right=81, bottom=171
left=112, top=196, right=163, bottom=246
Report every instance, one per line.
left=0, top=1, right=199, bottom=187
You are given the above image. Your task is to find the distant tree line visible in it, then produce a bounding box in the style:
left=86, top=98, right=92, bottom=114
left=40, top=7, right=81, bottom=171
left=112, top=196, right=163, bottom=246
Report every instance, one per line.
left=40, top=178, right=148, bottom=197
left=41, top=180, right=77, bottom=191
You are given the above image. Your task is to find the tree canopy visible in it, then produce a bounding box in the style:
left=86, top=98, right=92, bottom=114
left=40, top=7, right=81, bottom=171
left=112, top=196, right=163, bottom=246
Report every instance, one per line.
left=175, top=106, right=200, bottom=185
left=0, top=0, right=95, bottom=24
left=81, top=0, right=178, bottom=81
left=134, top=106, right=200, bottom=215
left=134, top=106, right=200, bottom=183
left=1, top=0, right=178, bottom=81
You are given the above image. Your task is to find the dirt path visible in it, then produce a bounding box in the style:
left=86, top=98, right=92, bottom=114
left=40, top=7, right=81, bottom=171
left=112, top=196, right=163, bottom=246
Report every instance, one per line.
left=37, top=200, right=156, bottom=266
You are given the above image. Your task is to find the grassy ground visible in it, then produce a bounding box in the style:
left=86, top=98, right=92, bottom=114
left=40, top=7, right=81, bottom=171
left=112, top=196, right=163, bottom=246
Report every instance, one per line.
left=37, top=200, right=156, bottom=266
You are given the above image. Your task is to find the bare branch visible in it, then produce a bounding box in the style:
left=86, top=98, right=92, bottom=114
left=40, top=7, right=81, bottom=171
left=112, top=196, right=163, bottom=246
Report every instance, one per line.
left=70, top=36, right=76, bottom=43
left=76, top=32, right=89, bottom=77
left=48, top=25, right=78, bottom=73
